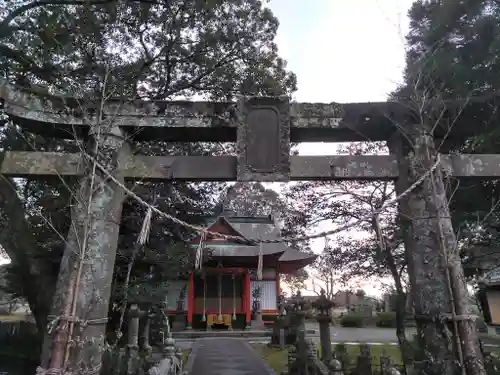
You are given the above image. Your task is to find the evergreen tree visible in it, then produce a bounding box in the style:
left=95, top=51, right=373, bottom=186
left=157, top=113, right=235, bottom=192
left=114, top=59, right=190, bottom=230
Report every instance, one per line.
left=0, top=0, right=296, bottom=345
left=399, top=0, right=500, bottom=266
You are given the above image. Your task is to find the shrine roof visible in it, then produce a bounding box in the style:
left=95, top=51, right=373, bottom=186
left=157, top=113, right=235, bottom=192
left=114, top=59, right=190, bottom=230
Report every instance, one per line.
left=203, top=215, right=281, bottom=243
left=204, top=243, right=285, bottom=257
left=278, top=248, right=317, bottom=263
left=203, top=245, right=316, bottom=270
left=193, top=215, right=316, bottom=269
left=226, top=220, right=281, bottom=242
left=277, top=249, right=317, bottom=273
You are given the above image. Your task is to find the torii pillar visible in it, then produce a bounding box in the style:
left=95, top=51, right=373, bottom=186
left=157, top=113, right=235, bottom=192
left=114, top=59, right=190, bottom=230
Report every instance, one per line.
left=40, top=122, right=131, bottom=374
left=389, top=126, right=485, bottom=375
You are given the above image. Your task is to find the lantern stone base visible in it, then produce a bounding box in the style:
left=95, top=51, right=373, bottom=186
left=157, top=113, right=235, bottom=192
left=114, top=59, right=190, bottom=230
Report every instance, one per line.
left=172, top=313, right=187, bottom=332
left=250, top=311, right=265, bottom=330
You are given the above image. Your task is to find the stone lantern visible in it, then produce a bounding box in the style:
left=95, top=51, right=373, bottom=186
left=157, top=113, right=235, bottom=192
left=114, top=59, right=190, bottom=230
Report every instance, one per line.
left=287, top=291, right=310, bottom=342
left=312, top=288, right=334, bottom=319
left=278, top=294, right=287, bottom=317
left=287, top=291, right=311, bottom=371
left=312, top=289, right=335, bottom=363
left=288, top=290, right=309, bottom=314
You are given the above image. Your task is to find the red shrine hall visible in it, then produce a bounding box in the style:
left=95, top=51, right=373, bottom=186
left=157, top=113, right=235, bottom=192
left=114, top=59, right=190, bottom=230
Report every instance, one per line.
left=165, top=214, right=317, bottom=330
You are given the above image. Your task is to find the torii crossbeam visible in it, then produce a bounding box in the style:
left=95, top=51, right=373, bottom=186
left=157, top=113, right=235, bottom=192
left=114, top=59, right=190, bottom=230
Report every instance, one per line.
left=0, top=79, right=491, bottom=373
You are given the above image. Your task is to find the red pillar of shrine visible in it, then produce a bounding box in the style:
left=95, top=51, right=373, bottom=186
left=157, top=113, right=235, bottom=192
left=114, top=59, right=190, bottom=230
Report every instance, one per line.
left=245, top=270, right=251, bottom=327
left=187, top=272, right=194, bottom=329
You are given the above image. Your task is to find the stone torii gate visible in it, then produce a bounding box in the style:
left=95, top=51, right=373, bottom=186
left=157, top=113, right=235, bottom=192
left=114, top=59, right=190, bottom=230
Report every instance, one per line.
left=0, top=80, right=495, bottom=374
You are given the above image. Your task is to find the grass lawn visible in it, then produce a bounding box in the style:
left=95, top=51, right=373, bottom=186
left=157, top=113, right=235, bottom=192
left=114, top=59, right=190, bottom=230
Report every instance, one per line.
left=253, top=342, right=500, bottom=374
left=251, top=343, right=403, bottom=374
left=252, top=345, right=289, bottom=373
left=0, top=313, right=33, bottom=322
left=182, top=350, right=191, bottom=363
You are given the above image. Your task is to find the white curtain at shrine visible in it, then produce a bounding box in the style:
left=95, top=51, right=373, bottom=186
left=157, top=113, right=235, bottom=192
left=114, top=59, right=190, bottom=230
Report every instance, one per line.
left=251, top=280, right=277, bottom=310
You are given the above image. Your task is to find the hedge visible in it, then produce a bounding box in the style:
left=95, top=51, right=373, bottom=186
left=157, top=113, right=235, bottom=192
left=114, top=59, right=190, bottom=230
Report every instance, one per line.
left=340, top=313, right=366, bottom=327
left=375, top=312, right=397, bottom=328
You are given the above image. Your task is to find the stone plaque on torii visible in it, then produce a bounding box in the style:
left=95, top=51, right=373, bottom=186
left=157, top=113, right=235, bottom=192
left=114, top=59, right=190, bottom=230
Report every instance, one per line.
left=0, top=79, right=491, bottom=372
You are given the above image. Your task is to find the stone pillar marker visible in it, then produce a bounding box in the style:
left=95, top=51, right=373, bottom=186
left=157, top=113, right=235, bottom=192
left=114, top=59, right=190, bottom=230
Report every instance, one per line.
left=237, top=96, right=290, bottom=182
left=356, top=344, right=372, bottom=375
left=270, top=294, right=287, bottom=349
left=312, top=288, right=335, bottom=364
left=140, top=309, right=153, bottom=356
left=288, top=291, right=310, bottom=374
left=125, top=304, right=141, bottom=375
left=127, top=304, right=140, bottom=349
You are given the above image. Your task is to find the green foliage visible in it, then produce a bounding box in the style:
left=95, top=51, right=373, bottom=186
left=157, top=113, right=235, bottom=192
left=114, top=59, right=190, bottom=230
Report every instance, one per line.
left=403, top=0, right=500, bottom=101
left=397, top=0, right=500, bottom=258
left=340, top=313, right=366, bottom=328
left=334, top=343, right=347, bottom=355
left=0, top=0, right=296, bottom=99
left=375, top=312, right=397, bottom=328
left=0, top=321, right=40, bottom=360
left=0, top=0, right=297, bottom=339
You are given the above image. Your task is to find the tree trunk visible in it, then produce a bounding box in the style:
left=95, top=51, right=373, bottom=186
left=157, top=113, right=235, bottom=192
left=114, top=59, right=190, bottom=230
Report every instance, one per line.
left=0, top=175, right=54, bottom=336
left=372, top=216, right=412, bottom=374
left=385, top=253, right=412, bottom=373
left=393, top=276, right=412, bottom=374
left=39, top=124, right=131, bottom=374
left=389, top=128, right=485, bottom=375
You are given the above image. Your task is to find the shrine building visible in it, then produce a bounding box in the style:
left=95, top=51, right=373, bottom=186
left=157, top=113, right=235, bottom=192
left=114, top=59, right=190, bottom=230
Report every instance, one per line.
left=165, top=213, right=317, bottom=330
left=464, top=247, right=500, bottom=326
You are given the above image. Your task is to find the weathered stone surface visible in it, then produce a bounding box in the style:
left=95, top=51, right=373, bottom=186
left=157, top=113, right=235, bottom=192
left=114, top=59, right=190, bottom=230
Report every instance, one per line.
left=127, top=304, right=140, bottom=348
left=237, top=96, right=290, bottom=181
left=355, top=344, right=372, bottom=375
left=4, top=151, right=500, bottom=181
left=0, top=151, right=84, bottom=176
left=314, top=290, right=334, bottom=364
left=440, top=154, right=500, bottom=178
left=0, top=79, right=405, bottom=143
left=140, top=313, right=153, bottom=354
left=2, top=79, right=498, bottom=142
left=124, top=155, right=236, bottom=180
left=292, top=155, right=398, bottom=180
left=39, top=123, right=130, bottom=373
left=389, top=130, right=485, bottom=375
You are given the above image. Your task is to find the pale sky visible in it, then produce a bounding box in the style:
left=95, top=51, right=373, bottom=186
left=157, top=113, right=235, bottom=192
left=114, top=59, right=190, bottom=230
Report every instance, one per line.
left=1, top=1, right=416, bottom=296
left=269, top=0, right=412, bottom=104
left=266, top=0, right=415, bottom=297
